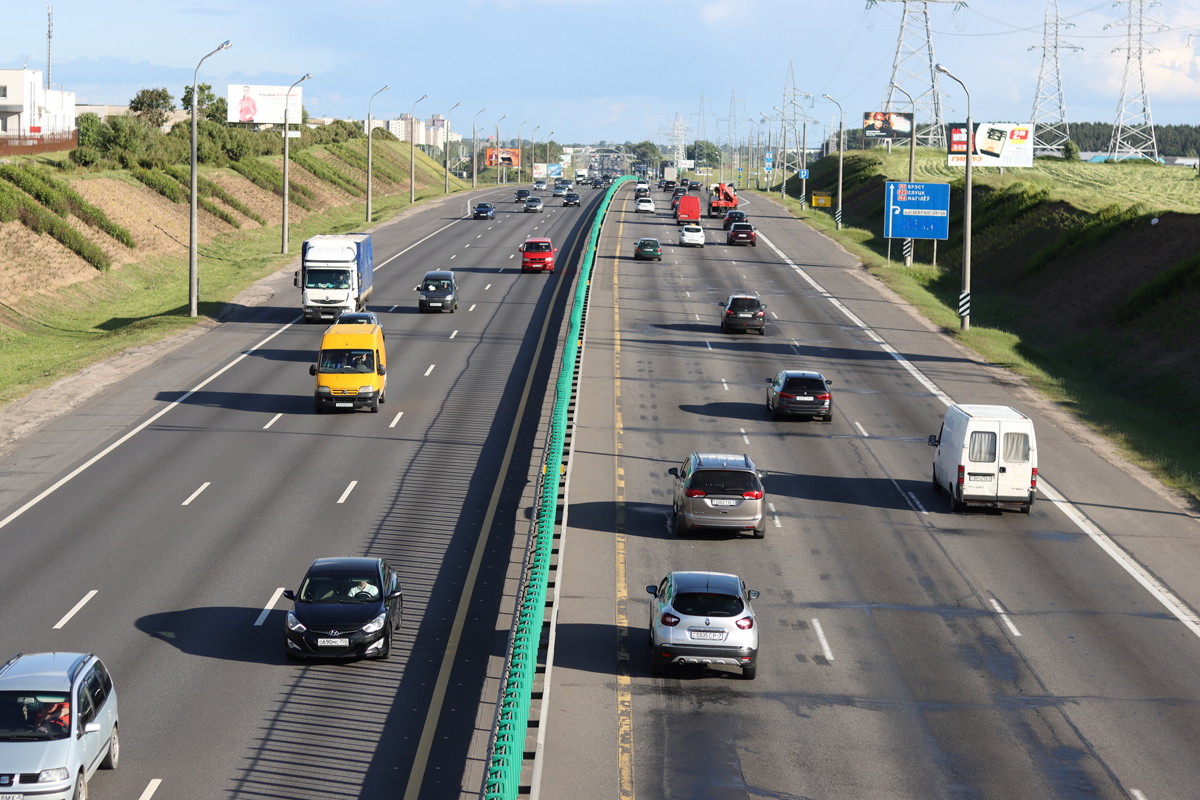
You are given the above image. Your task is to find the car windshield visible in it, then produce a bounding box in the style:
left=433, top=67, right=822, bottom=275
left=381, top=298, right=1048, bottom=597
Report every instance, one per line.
left=317, top=348, right=375, bottom=374
left=477, top=203, right=492, bottom=209
left=639, top=240, right=659, bottom=248
left=728, top=297, right=760, bottom=311
left=423, top=280, right=453, bottom=292
left=0, top=692, right=71, bottom=741
left=304, top=269, right=351, bottom=290
left=784, top=377, right=826, bottom=393
left=298, top=576, right=381, bottom=603
left=689, top=469, right=759, bottom=494
left=731, top=223, right=752, bottom=231
left=673, top=592, right=745, bottom=618
left=525, top=242, right=552, bottom=253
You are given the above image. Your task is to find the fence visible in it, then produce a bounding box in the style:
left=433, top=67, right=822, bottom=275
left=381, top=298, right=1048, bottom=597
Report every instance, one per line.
left=0, top=131, right=78, bottom=157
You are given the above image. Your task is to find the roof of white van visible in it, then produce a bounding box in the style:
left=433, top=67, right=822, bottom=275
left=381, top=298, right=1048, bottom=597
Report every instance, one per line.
left=953, top=404, right=1030, bottom=421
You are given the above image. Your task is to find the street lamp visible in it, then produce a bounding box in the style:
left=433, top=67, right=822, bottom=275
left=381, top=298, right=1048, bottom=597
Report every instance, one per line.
left=365, top=84, right=389, bottom=223
left=889, top=82, right=917, bottom=266
left=545, top=131, right=554, bottom=178
left=443, top=101, right=460, bottom=194
left=282, top=72, right=312, bottom=255
left=494, top=114, right=507, bottom=185
left=516, top=121, right=527, bottom=184
left=822, top=94, right=844, bottom=230
left=531, top=125, right=540, bottom=183
left=471, top=108, right=485, bottom=189
left=188, top=39, right=230, bottom=317
left=935, top=63, right=973, bottom=331
left=410, top=93, right=427, bottom=204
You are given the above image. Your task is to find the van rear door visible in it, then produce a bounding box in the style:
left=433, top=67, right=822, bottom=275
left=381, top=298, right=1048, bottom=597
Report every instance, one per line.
left=995, top=421, right=1034, bottom=502
left=960, top=422, right=1001, bottom=501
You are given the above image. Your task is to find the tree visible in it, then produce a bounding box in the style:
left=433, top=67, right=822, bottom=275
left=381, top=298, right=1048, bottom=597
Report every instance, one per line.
left=181, top=83, right=228, bottom=123
left=76, top=112, right=103, bottom=147
left=129, top=87, right=175, bottom=128
left=628, top=140, right=661, bottom=168
left=687, top=140, right=721, bottom=167
left=1061, top=139, right=1080, bottom=161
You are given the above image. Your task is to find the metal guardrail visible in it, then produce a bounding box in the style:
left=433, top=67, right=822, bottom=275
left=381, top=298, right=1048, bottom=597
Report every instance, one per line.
left=483, top=176, right=632, bottom=798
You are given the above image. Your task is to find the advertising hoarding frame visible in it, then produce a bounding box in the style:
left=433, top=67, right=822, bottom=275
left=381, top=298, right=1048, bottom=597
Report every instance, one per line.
left=226, top=84, right=303, bottom=125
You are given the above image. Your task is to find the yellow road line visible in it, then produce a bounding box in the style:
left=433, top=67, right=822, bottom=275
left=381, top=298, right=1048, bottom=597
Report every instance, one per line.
left=612, top=212, right=636, bottom=799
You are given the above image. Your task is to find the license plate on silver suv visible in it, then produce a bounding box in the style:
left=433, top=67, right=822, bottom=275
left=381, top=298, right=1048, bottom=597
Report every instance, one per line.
left=690, top=630, right=724, bottom=640
left=710, top=498, right=737, bottom=506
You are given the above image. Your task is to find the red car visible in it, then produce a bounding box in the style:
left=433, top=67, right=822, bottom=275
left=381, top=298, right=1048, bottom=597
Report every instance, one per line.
left=726, top=222, right=757, bottom=247
left=519, top=237, right=557, bottom=272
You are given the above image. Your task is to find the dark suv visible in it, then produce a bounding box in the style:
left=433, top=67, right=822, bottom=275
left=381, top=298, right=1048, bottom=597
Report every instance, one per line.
left=726, top=222, right=757, bottom=246
left=765, top=369, right=834, bottom=421
left=719, top=294, right=767, bottom=335
left=669, top=452, right=766, bottom=538
left=414, top=269, right=459, bottom=313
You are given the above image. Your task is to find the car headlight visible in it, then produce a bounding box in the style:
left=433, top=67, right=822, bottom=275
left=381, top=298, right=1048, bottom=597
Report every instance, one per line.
left=317, top=386, right=332, bottom=396
left=361, top=612, right=388, bottom=634
left=286, top=611, right=307, bottom=633
left=38, top=767, right=70, bottom=783
left=358, top=386, right=376, bottom=395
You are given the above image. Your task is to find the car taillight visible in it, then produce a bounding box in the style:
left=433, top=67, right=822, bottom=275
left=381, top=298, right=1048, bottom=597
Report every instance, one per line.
left=684, top=488, right=707, bottom=498
left=735, top=617, right=754, bottom=630
left=661, top=613, right=680, bottom=627
left=1030, top=466, right=1038, bottom=490
left=742, top=490, right=763, bottom=499
left=725, top=309, right=735, bottom=316
left=755, top=311, right=764, bottom=317
left=957, top=464, right=965, bottom=486
left=779, top=392, right=794, bottom=399
left=816, top=392, right=830, bottom=401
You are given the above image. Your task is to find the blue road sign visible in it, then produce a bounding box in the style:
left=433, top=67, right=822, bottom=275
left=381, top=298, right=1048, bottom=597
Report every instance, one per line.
left=797, top=169, right=809, bottom=179
left=884, top=181, right=950, bottom=240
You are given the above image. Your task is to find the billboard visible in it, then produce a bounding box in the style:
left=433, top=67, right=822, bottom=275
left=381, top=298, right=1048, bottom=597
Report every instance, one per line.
left=226, top=84, right=304, bottom=125
left=947, top=123, right=1033, bottom=167
left=863, top=111, right=914, bottom=140
left=532, top=163, right=564, bottom=179
left=486, top=148, right=521, bottom=167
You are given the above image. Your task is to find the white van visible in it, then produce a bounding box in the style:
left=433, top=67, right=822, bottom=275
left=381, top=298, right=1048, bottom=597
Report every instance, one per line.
left=928, top=404, right=1037, bottom=513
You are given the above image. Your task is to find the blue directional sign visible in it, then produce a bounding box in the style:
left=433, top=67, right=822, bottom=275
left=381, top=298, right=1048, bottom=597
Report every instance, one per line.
left=884, top=181, right=950, bottom=240
left=797, top=169, right=809, bottom=179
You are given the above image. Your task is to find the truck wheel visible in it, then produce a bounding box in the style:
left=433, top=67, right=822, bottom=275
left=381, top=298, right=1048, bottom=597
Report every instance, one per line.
left=1022, top=496, right=1034, bottom=514
left=931, top=467, right=940, bottom=493
left=950, top=489, right=965, bottom=514
left=314, top=401, right=326, bottom=414
left=370, top=397, right=380, bottom=413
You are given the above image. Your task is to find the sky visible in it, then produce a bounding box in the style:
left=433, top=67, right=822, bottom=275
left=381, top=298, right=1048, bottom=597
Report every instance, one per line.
left=3, top=0, right=1199, bottom=147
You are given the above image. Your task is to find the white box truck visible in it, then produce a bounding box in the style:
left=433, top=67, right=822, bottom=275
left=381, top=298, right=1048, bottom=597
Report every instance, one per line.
left=928, top=404, right=1037, bottom=513
left=294, top=233, right=374, bottom=323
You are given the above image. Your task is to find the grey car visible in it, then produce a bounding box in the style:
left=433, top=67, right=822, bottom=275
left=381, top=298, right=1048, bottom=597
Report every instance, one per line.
left=524, top=197, right=545, bottom=213
left=0, top=652, right=119, bottom=799
left=415, top=269, right=459, bottom=313
left=765, top=369, right=833, bottom=421
left=670, top=452, right=766, bottom=538
left=646, top=571, right=760, bottom=679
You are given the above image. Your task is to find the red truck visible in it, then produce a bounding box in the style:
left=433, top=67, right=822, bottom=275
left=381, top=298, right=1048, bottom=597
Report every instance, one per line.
left=675, top=194, right=701, bottom=225
left=708, top=183, right=739, bottom=217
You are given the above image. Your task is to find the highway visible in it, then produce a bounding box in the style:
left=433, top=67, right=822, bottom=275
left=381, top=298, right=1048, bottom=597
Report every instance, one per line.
left=538, top=184, right=1200, bottom=799
left=0, top=182, right=607, bottom=800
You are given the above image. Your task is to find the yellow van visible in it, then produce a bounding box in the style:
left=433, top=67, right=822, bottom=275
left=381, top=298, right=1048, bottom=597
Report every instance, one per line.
left=309, top=322, right=387, bottom=413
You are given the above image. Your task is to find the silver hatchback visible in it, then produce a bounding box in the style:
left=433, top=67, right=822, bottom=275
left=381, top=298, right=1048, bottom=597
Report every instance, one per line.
left=670, top=452, right=766, bottom=538
left=646, top=571, right=760, bottom=679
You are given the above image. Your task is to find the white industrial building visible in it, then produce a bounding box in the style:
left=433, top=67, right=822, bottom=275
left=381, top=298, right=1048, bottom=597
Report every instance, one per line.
left=0, top=68, right=75, bottom=136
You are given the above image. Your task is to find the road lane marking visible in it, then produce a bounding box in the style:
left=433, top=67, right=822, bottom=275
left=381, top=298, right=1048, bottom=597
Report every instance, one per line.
left=721, top=379, right=729, bottom=391
left=854, top=421, right=869, bottom=437
left=137, top=780, right=163, bottom=800
left=181, top=482, right=211, bottom=506
left=424, top=365, right=436, bottom=376
left=450, top=330, right=459, bottom=339
left=450, top=254, right=457, bottom=259
left=740, top=427, right=750, bottom=445
left=389, top=411, right=404, bottom=428
left=907, top=492, right=929, bottom=514
left=389, top=304, right=398, bottom=312
left=989, top=597, right=1022, bottom=637
left=336, top=481, right=358, bottom=504
left=812, top=618, right=835, bottom=662
left=255, top=588, right=286, bottom=626
left=469, top=304, right=478, bottom=311
left=768, top=502, right=782, bottom=528
left=485, top=283, right=493, bottom=290
left=263, top=412, right=282, bottom=430
left=53, top=590, right=98, bottom=630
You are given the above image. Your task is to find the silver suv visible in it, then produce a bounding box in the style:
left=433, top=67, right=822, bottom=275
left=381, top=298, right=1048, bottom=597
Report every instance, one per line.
left=0, top=652, right=119, bottom=799
left=670, top=452, right=766, bottom=538
left=646, top=571, right=760, bottom=679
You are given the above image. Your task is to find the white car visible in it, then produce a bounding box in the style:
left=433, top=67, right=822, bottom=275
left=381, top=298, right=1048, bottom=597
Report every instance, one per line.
left=634, top=197, right=655, bottom=213
left=533, top=180, right=547, bottom=190
left=679, top=223, right=705, bottom=247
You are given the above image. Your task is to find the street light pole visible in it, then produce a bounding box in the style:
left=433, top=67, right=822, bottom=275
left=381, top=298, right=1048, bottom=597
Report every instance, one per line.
left=516, top=121, right=527, bottom=184
left=494, top=114, right=507, bottom=185
left=471, top=108, right=485, bottom=189
left=936, top=64, right=973, bottom=331
left=822, top=94, right=844, bottom=229
left=365, top=84, right=389, bottom=223
left=443, top=101, right=460, bottom=194
left=889, top=82, right=917, bottom=266
left=409, top=93, right=427, bottom=204
left=545, top=131, right=554, bottom=178
left=188, top=39, right=230, bottom=317
left=531, top=125, right=540, bottom=183
left=281, top=72, right=312, bottom=255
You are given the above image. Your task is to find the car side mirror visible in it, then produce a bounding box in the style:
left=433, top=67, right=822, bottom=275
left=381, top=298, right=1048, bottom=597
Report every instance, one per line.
left=645, top=585, right=658, bottom=596
left=84, top=722, right=101, bottom=735
left=927, top=435, right=939, bottom=447
left=386, top=590, right=404, bottom=600
left=377, top=365, right=386, bottom=376
left=283, top=590, right=297, bottom=601
left=825, top=380, right=833, bottom=386
left=747, top=590, right=760, bottom=600
left=308, top=365, right=317, bottom=376
left=667, top=467, right=678, bottom=477
left=764, top=378, right=773, bottom=384
left=758, top=471, right=767, bottom=478
left=293, top=271, right=300, bottom=288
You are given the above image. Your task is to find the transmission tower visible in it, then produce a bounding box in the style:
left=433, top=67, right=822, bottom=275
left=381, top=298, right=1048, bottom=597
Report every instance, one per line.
left=1029, top=0, right=1079, bottom=154
left=1107, top=0, right=1162, bottom=161
left=46, top=5, right=54, bottom=90
left=670, top=114, right=687, bottom=170
left=726, top=91, right=738, bottom=174
left=693, top=93, right=707, bottom=169
left=874, top=0, right=965, bottom=149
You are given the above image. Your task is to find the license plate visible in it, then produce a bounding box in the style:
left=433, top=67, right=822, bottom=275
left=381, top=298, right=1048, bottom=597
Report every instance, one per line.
left=335, top=402, right=353, bottom=408
left=2, top=794, right=22, bottom=800
left=317, top=637, right=350, bottom=647
left=968, top=474, right=994, bottom=481
left=796, top=396, right=812, bottom=401
left=738, top=313, right=752, bottom=318
left=710, top=498, right=737, bottom=506
left=690, top=630, right=724, bottom=640
left=429, top=302, right=442, bottom=306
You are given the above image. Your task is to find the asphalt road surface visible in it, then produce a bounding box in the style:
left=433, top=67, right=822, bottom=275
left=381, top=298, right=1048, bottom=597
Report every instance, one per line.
left=538, top=184, right=1200, bottom=800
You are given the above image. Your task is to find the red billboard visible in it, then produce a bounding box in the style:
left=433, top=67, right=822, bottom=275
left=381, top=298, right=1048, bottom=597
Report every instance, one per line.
left=486, top=148, right=521, bottom=167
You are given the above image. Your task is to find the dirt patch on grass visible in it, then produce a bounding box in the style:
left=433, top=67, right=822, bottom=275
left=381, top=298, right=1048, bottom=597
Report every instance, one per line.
left=0, top=221, right=97, bottom=308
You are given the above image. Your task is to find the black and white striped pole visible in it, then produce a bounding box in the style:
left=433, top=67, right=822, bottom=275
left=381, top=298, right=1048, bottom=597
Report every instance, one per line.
left=822, top=94, right=844, bottom=230
left=936, top=64, right=972, bottom=331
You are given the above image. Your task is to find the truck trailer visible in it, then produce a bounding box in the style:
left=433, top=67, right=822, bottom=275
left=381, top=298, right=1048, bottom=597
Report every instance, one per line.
left=295, top=233, right=375, bottom=323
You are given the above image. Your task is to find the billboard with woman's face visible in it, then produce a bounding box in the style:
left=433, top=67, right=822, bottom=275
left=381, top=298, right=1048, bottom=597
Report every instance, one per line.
left=226, top=85, right=304, bottom=124
left=863, top=111, right=914, bottom=140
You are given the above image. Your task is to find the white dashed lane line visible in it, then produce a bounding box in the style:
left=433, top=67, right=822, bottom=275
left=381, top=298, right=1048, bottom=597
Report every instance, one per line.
left=389, top=411, right=404, bottom=429
left=336, top=481, right=358, bottom=505
left=424, top=365, right=436, bottom=376
left=263, top=412, right=282, bottom=430
left=254, top=588, right=286, bottom=626
left=181, top=482, right=211, bottom=506
left=53, top=590, right=98, bottom=630
left=989, top=597, right=1022, bottom=637
left=137, top=779, right=163, bottom=800
left=450, top=330, right=459, bottom=339
left=812, top=618, right=835, bottom=662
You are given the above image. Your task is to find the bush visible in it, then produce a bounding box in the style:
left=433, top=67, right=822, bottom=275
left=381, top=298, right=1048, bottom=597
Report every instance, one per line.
left=228, top=158, right=314, bottom=210
left=130, top=168, right=186, bottom=203
left=77, top=113, right=104, bottom=148
left=69, top=146, right=103, bottom=167
left=0, top=181, right=110, bottom=270
left=163, top=164, right=265, bottom=225
left=0, top=166, right=135, bottom=248
left=291, top=150, right=365, bottom=197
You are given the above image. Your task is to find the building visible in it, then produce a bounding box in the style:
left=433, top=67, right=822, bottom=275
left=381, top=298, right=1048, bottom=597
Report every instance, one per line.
left=0, top=68, right=75, bottom=136
left=388, top=113, right=427, bottom=145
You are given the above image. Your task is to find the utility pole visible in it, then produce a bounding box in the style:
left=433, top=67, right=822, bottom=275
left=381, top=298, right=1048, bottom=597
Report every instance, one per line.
left=1107, top=0, right=1162, bottom=161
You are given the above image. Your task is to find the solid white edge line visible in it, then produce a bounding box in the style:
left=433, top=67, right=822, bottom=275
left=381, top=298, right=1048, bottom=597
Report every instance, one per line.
left=181, top=482, right=211, bottom=506
left=336, top=481, right=358, bottom=505
left=53, top=590, right=98, bottom=630
left=989, top=597, right=1023, bottom=637
left=389, top=411, right=404, bottom=429
left=767, top=501, right=782, bottom=528
left=759, top=229, right=1200, bottom=644
left=262, top=412, right=282, bottom=430
left=812, top=617, right=835, bottom=661
left=254, top=588, right=286, bottom=626
left=137, top=779, right=163, bottom=800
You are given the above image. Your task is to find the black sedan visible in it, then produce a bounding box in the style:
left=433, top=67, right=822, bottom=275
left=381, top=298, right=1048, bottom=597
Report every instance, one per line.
left=473, top=202, right=495, bottom=220
left=283, top=557, right=403, bottom=660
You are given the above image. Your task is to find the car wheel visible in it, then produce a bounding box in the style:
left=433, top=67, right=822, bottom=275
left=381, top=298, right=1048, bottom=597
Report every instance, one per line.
left=1022, top=496, right=1034, bottom=514
left=823, top=413, right=833, bottom=422
left=752, top=527, right=765, bottom=540
left=99, top=725, right=119, bottom=770
left=742, top=664, right=758, bottom=680
left=370, top=396, right=380, bottom=413
left=758, top=326, right=766, bottom=336
left=674, top=510, right=690, bottom=537
left=73, top=772, right=87, bottom=800
left=950, top=488, right=965, bottom=514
